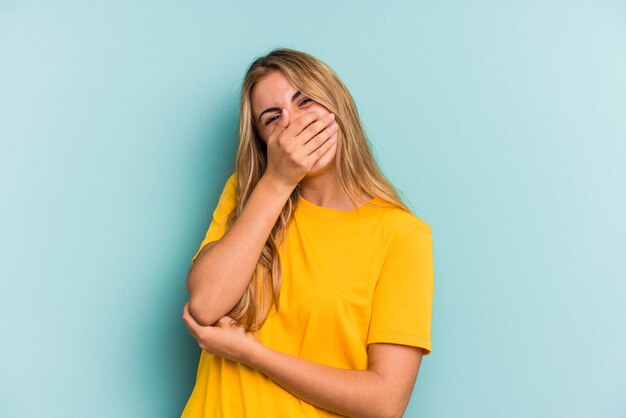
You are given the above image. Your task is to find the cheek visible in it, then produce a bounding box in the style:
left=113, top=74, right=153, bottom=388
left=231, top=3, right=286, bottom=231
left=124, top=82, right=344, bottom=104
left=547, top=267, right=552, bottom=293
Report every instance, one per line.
left=254, top=124, right=268, bottom=145
left=310, top=103, right=331, bottom=116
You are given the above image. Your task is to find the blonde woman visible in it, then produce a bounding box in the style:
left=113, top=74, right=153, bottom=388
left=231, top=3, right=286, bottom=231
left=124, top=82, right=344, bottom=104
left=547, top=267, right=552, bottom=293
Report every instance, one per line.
left=181, top=48, right=434, bottom=418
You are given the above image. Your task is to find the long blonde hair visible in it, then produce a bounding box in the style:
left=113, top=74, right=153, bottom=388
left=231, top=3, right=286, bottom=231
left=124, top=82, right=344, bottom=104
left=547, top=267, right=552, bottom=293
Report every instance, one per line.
left=225, top=48, right=412, bottom=331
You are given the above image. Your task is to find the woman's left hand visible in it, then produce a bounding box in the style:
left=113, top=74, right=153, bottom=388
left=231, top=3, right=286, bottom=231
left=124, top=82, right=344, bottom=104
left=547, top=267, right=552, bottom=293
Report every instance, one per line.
left=182, top=302, right=259, bottom=365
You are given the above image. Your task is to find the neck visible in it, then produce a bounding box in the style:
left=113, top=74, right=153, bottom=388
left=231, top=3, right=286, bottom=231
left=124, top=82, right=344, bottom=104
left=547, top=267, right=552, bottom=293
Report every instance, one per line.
left=300, top=165, right=371, bottom=211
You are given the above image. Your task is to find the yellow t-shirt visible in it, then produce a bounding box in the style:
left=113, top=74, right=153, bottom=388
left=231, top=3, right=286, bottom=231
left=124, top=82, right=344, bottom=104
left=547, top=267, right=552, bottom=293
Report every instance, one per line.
left=182, top=173, right=434, bottom=418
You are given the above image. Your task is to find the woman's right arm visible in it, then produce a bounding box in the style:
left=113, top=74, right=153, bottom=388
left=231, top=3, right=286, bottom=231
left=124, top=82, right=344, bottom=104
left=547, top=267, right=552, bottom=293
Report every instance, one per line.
left=186, top=110, right=338, bottom=326
left=186, top=173, right=294, bottom=326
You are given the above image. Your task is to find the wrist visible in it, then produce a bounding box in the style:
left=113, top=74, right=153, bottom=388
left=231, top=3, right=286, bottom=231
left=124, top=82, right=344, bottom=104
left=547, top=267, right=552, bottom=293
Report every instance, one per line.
left=261, top=171, right=297, bottom=196
left=242, top=339, right=266, bottom=370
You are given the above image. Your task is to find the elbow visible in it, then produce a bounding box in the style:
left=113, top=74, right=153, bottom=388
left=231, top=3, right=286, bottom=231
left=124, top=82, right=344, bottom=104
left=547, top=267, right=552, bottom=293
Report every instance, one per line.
left=187, top=297, right=220, bottom=327
left=186, top=268, right=222, bottom=327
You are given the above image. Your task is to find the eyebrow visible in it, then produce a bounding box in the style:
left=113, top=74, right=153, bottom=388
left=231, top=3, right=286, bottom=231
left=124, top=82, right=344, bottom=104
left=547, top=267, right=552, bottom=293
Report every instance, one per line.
left=257, top=90, right=302, bottom=123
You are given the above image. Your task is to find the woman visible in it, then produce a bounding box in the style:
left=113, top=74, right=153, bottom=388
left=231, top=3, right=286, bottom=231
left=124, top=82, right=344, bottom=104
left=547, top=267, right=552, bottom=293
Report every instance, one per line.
left=181, top=48, right=434, bottom=418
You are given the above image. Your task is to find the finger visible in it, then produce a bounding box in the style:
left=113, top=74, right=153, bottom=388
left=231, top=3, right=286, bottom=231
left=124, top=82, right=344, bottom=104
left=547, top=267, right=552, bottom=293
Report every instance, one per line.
left=216, top=316, right=238, bottom=328
left=302, top=119, right=339, bottom=155
left=308, top=132, right=337, bottom=171
left=286, top=110, right=321, bottom=138
left=297, top=112, right=336, bottom=146
left=182, top=303, right=201, bottom=336
left=182, top=302, right=191, bottom=322
left=215, top=316, right=230, bottom=328
left=182, top=303, right=194, bottom=328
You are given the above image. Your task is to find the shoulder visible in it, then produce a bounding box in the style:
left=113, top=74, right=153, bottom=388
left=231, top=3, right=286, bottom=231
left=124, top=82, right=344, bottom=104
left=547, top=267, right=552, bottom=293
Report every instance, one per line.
left=212, top=172, right=238, bottom=213
left=225, top=171, right=237, bottom=189
left=374, top=198, right=432, bottom=241
left=219, top=172, right=237, bottom=197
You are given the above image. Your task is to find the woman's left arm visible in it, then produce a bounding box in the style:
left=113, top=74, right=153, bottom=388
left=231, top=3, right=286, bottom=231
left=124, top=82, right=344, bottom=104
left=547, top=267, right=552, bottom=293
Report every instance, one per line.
left=250, top=338, right=422, bottom=418
left=182, top=302, right=423, bottom=418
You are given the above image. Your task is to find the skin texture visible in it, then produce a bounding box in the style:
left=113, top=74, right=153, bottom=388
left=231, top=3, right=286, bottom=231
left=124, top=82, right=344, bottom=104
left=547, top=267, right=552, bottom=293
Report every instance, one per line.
left=184, top=70, right=423, bottom=417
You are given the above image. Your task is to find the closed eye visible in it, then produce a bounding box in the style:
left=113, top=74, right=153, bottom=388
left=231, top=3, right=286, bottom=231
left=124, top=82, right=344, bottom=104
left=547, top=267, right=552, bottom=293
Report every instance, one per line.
left=265, top=114, right=280, bottom=125
left=264, top=97, right=315, bottom=126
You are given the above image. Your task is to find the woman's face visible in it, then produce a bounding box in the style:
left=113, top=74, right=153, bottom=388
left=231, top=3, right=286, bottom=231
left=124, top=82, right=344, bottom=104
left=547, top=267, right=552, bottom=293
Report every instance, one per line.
left=250, top=70, right=334, bottom=145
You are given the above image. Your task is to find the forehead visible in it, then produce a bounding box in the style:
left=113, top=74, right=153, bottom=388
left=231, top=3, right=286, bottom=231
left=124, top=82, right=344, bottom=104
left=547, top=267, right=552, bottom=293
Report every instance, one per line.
left=251, top=71, right=297, bottom=117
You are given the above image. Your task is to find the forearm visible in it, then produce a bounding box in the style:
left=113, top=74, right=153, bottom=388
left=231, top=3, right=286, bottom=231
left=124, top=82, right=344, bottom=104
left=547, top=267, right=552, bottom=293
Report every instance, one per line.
left=187, top=174, right=294, bottom=326
left=245, top=344, right=395, bottom=418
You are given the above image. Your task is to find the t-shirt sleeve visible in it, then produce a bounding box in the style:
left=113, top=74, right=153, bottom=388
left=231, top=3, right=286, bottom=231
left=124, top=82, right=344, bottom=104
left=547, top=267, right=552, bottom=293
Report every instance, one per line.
left=191, top=172, right=237, bottom=265
left=367, top=224, right=434, bottom=355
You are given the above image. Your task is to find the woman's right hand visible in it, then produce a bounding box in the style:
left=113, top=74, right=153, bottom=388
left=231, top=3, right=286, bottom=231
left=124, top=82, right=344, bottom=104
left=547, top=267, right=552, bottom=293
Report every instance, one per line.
left=264, top=109, right=339, bottom=189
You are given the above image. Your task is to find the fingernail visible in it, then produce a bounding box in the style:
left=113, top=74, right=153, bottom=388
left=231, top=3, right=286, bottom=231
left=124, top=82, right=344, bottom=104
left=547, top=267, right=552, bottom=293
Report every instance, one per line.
left=328, top=113, right=335, bottom=120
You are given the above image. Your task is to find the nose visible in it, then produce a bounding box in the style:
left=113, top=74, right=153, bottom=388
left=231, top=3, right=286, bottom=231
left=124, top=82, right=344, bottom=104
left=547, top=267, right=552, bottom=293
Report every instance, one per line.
left=286, top=104, right=307, bottom=124
left=285, top=104, right=325, bottom=126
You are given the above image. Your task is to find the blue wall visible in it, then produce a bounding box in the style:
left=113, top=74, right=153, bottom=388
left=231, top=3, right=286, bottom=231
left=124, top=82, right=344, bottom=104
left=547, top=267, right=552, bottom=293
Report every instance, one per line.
left=1, top=1, right=625, bottom=417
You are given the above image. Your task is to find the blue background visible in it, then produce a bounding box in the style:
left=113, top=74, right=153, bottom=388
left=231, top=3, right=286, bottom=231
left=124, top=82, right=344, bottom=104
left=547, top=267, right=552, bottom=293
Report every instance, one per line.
left=1, top=1, right=625, bottom=417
